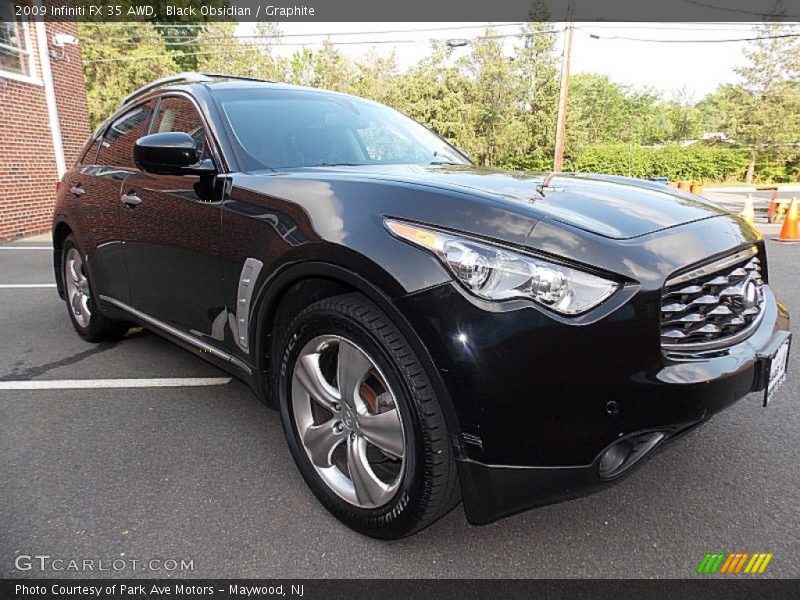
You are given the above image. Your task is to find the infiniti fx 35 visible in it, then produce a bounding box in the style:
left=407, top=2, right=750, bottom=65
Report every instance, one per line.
left=53, top=73, right=791, bottom=538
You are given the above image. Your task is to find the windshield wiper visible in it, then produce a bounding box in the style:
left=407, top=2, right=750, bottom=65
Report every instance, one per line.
left=306, top=162, right=366, bottom=167
left=431, top=150, right=464, bottom=166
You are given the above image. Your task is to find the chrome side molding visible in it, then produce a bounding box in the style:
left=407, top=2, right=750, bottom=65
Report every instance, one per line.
left=236, top=258, right=263, bottom=351
left=98, top=295, right=252, bottom=374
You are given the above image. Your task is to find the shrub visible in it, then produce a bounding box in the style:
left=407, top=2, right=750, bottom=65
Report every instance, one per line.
left=563, top=143, right=751, bottom=182
left=498, top=144, right=797, bottom=183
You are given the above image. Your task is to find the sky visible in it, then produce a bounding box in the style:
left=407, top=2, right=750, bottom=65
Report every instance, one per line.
left=254, top=21, right=771, bottom=100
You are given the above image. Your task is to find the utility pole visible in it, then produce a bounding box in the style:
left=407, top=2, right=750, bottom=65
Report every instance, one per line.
left=553, top=1, right=575, bottom=172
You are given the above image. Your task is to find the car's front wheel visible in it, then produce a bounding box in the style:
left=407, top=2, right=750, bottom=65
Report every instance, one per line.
left=61, top=235, right=129, bottom=342
left=276, top=293, right=460, bottom=538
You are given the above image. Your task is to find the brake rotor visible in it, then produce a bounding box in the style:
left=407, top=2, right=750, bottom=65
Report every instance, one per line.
left=359, top=370, right=394, bottom=414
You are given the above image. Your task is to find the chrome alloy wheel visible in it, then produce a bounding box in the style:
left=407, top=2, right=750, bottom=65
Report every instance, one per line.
left=291, top=335, right=406, bottom=509
left=64, top=247, right=91, bottom=328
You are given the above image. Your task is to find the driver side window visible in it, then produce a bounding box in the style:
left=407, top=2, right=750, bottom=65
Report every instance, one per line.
left=152, top=96, right=210, bottom=159
left=96, top=101, right=155, bottom=169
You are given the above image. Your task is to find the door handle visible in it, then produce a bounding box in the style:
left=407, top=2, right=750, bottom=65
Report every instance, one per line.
left=70, top=184, right=85, bottom=197
left=121, top=192, right=142, bottom=207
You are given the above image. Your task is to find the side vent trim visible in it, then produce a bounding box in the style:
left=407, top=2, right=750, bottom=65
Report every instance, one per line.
left=236, top=258, right=263, bottom=351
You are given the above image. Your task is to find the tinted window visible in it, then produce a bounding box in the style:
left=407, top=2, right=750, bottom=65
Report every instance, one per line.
left=215, top=89, right=469, bottom=171
left=80, top=135, right=103, bottom=165
left=96, top=102, right=155, bottom=169
left=152, top=96, right=209, bottom=158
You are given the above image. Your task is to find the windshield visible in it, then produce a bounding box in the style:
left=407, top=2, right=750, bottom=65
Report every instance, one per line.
left=214, top=88, right=470, bottom=170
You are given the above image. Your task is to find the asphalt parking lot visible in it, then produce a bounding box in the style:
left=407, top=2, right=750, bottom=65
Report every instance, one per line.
left=1, top=228, right=799, bottom=579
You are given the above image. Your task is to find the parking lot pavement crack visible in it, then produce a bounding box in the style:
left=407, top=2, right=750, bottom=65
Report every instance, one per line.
left=0, top=341, right=119, bottom=381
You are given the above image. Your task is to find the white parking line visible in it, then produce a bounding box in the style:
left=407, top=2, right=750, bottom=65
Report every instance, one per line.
left=0, top=284, right=57, bottom=288
left=0, top=377, right=232, bottom=390
left=0, top=246, right=53, bottom=250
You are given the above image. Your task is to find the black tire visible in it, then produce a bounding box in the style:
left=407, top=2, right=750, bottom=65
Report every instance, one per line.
left=275, top=292, right=460, bottom=539
left=61, top=235, right=129, bottom=342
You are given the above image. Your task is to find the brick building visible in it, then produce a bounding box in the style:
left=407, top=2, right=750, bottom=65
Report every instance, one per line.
left=0, top=2, right=90, bottom=240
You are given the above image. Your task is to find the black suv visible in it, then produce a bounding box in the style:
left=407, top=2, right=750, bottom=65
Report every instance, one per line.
left=53, top=73, right=791, bottom=538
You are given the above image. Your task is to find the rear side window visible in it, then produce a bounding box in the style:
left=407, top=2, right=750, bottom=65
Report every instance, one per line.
left=96, top=101, right=155, bottom=169
left=152, top=96, right=209, bottom=158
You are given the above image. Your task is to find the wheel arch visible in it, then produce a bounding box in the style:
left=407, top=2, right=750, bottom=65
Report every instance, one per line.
left=251, top=261, right=464, bottom=446
left=52, top=220, right=73, bottom=300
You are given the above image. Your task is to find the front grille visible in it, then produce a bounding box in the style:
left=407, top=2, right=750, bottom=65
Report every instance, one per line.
left=661, top=247, right=765, bottom=350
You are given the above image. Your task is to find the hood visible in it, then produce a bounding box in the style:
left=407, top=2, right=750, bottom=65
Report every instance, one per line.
left=284, top=165, right=728, bottom=240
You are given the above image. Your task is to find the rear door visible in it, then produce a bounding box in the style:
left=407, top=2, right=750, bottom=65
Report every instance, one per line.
left=68, top=101, right=156, bottom=304
left=118, top=94, right=226, bottom=344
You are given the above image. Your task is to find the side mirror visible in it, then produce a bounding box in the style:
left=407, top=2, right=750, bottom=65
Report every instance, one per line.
left=134, top=132, right=215, bottom=176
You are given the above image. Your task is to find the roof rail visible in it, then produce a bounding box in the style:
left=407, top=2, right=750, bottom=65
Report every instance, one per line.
left=120, top=72, right=272, bottom=107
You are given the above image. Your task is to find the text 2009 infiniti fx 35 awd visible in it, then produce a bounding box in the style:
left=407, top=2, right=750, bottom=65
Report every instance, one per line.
left=53, top=73, right=791, bottom=538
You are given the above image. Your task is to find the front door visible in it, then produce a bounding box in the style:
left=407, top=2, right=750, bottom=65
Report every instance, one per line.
left=119, top=94, right=225, bottom=344
left=75, top=101, right=157, bottom=304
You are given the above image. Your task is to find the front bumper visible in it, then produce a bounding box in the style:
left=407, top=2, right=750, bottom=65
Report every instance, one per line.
left=397, top=282, right=790, bottom=525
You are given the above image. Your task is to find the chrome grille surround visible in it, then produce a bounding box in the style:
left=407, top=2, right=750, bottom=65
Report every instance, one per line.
left=661, top=246, right=766, bottom=351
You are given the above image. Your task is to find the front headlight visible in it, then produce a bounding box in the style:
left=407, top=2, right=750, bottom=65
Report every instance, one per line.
left=385, top=219, right=619, bottom=315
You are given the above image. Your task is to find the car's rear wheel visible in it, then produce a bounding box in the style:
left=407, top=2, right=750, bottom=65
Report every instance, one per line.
left=276, top=292, right=460, bottom=538
left=62, top=235, right=129, bottom=342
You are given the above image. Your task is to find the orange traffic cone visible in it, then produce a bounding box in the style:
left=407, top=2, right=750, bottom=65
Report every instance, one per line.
left=766, top=188, right=780, bottom=223
left=775, top=198, right=800, bottom=243
left=739, top=193, right=755, bottom=225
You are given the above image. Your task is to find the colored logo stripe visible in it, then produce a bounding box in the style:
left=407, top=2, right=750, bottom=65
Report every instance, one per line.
left=697, top=553, right=726, bottom=573
left=697, top=552, right=773, bottom=574
left=744, top=553, right=773, bottom=574
left=719, top=553, right=748, bottom=573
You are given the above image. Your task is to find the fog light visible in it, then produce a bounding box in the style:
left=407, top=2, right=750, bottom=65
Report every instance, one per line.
left=598, top=431, right=666, bottom=479
left=599, top=441, right=630, bottom=475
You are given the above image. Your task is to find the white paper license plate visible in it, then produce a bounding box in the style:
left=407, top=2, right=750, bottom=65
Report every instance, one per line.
left=764, top=336, right=791, bottom=406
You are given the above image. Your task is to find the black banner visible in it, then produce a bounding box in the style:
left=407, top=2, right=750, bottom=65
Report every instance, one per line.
left=2, top=579, right=800, bottom=600
left=7, top=0, right=800, bottom=22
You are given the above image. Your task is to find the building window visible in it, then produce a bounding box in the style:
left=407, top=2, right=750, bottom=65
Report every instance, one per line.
left=0, top=2, right=33, bottom=78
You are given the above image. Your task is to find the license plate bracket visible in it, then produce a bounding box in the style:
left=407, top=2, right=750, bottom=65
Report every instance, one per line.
left=756, top=332, right=792, bottom=407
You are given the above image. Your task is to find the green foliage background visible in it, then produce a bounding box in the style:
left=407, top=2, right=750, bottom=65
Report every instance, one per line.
left=78, top=20, right=800, bottom=183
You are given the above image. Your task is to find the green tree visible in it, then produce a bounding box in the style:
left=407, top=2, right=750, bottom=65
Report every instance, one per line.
left=509, top=20, right=560, bottom=170
left=351, top=49, right=401, bottom=106
left=566, top=74, right=632, bottom=147
left=79, top=22, right=178, bottom=128
left=286, top=49, right=316, bottom=87
left=730, top=20, right=800, bottom=182
left=195, top=22, right=284, bottom=81
left=458, top=28, right=527, bottom=165
left=394, top=43, right=474, bottom=152
left=311, top=40, right=355, bottom=93
left=667, top=87, right=703, bottom=143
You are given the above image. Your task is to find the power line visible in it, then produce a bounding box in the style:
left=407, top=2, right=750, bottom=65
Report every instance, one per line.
left=583, top=30, right=800, bottom=43
left=81, top=27, right=799, bottom=54
left=577, top=23, right=761, bottom=30
left=79, top=22, right=532, bottom=45
left=165, top=23, right=535, bottom=46
left=79, top=22, right=800, bottom=64
left=82, top=29, right=564, bottom=56
left=680, top=0, right=800, bottom=19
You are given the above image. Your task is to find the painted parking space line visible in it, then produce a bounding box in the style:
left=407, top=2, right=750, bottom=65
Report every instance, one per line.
left=0, top=377, right=232, bottom=390
left=0, top=246, right=53, bottom=250
left=0, top=283, right=57, bottom=288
